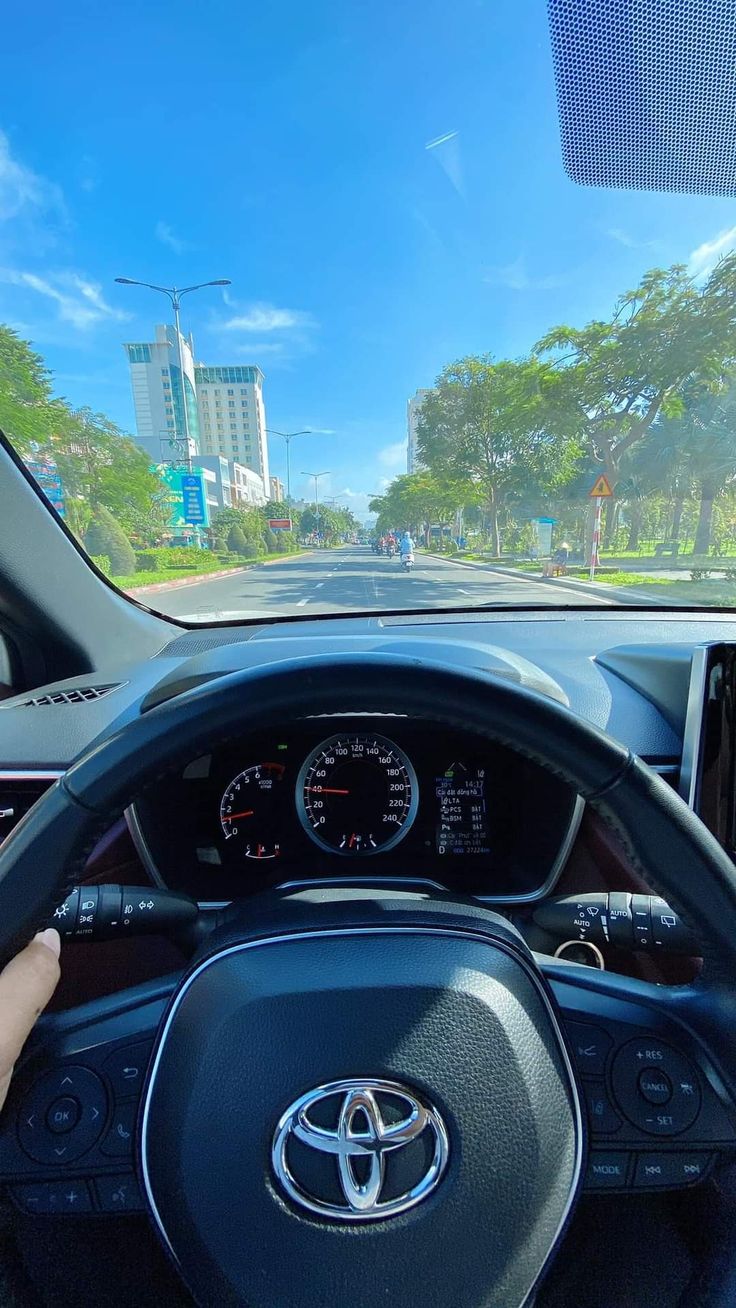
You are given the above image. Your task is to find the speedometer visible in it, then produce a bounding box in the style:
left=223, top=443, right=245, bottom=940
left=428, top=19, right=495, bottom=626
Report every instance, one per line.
left=296, top=733, right=418, bottom=855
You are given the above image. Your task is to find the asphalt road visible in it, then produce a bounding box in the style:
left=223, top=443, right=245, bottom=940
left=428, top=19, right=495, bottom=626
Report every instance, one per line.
left=147, top=546, right=613, bottom=622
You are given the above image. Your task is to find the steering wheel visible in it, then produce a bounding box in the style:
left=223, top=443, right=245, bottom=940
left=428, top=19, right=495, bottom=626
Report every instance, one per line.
left=2, top=653, right=736, bottom=1308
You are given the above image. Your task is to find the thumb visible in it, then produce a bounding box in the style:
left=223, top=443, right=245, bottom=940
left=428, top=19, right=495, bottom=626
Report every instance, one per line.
left=0, top=930, right=61, bottom=1113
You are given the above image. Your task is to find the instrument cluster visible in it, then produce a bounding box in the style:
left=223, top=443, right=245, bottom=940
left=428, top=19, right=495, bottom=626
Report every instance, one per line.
left=130, top=717, right=580, bottom=903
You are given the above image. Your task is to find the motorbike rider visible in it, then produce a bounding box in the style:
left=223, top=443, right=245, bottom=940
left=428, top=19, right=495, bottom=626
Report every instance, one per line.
left=400, top=530, right=415, bottom=559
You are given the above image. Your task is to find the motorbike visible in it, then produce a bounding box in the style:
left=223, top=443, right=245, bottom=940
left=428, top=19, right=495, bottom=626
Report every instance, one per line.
left=401, top=551, right=415, bottom=571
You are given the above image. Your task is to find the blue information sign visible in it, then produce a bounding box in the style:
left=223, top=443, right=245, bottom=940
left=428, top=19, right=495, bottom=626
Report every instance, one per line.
left=181, top=473, right=206, bottom=525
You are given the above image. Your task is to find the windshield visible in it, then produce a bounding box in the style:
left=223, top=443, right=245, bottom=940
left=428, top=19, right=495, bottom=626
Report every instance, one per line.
left=3, top=2, right=736, bottom=622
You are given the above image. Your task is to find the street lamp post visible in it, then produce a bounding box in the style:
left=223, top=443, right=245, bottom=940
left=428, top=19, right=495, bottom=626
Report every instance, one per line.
left=114, top=277, right=231, bottom=473
left=265, top=429, right=312, bottom=504
left=303, top=471, right=330, bottom=547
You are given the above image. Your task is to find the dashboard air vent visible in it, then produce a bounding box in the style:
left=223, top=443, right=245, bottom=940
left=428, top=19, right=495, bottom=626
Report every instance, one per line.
left=20, top=684, right=122, bottom=707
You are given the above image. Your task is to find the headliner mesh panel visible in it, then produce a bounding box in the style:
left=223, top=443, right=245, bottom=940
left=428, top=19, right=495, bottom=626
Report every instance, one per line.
left=548, top=0, right=736, bottom=194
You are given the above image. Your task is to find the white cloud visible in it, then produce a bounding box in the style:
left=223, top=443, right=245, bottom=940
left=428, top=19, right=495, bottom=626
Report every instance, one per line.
left=606, top=227, right=642, bottom=248
left=378, top=440, right=407, bottom=471
left=155, top=220, right=190, bottom=254
left=0, top=268, right=130, bottom=330
left=222, top=302, right=314, bottom=332
left=484, top=257, right=565, bottom=292
left=0, top=130, right=63, bottom=222
left=688, top=226, right=736, bottom=281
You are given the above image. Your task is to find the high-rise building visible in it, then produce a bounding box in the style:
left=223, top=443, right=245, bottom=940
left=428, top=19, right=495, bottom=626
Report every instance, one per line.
left=123, top=324, right=199, bottom=466
left=123, top=327, right=270, bottom=496
left=194, top=365, right=269, bottom=493
left=407, top=389, right=431, bottom=473
left=269, top=475, right=285, bottom=503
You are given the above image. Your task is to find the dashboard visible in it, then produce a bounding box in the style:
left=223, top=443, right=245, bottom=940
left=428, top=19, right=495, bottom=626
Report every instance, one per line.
left=129, top=716, right=580, bottom=903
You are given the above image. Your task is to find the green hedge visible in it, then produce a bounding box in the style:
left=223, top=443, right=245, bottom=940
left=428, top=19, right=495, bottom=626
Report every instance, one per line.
left=134, top=546, right=215, bottom=571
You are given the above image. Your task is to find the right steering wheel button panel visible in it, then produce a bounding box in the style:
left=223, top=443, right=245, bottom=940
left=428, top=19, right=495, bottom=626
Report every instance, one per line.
left=611, top=1039, right=701, bottom=1135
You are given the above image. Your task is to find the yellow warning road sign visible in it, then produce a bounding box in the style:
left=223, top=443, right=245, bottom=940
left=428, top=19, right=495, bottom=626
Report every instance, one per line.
left=589, top=474, right=614, bottom=498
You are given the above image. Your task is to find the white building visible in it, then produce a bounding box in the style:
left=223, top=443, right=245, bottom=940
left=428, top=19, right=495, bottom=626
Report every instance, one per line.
left=195, top=455, right=267, bottom=513
left=124, top=325, right=199, bottom=466
left=269, top=475, right=285, bottom=503
left=123, top=328, right=270, bottom=497
left=194, top=365, right=269, bottom=494
left=407, top=388, right=431, bottom=473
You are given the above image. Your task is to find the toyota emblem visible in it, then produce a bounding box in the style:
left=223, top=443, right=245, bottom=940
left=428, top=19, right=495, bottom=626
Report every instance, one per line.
left=271, top=1079, right=449, bottom=1222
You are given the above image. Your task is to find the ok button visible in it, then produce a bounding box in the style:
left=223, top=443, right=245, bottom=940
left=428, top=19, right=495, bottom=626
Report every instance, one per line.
left=638, top=1068, right=672, bottom=1106
left=45, top=1097, right=80, bottom=1135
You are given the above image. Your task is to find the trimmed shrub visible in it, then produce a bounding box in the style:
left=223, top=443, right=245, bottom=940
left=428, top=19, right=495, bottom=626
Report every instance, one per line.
left=85, top=507, right=136, bottom=576
left=227, top=524, right=248, bottom=554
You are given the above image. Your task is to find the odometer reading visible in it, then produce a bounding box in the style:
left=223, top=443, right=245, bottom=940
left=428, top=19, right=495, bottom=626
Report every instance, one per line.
left=296, top=733, right=418, bottom=855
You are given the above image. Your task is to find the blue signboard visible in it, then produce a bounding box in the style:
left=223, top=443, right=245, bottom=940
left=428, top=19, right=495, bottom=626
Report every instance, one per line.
left=25, top=458, right=66, bottom=518
left=181, top=473, right=206, bottom=525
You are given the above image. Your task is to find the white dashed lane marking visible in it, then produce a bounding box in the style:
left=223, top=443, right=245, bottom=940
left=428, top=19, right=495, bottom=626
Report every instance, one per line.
left=297, top=597, right=310, bottom=607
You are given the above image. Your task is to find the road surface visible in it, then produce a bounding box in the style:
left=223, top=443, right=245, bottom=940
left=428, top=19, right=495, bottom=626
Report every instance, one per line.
left=145, top=546, right=614, bottom=622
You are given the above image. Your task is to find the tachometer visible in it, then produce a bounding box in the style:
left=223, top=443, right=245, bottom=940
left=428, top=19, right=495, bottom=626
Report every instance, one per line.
left=296, top=733, right=418, bottom=855
left=219, top=762, right=286, bottom=859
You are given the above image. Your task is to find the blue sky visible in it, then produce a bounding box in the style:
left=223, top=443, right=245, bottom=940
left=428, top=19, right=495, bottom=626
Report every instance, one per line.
left=2, top=0, right=736, bottom=516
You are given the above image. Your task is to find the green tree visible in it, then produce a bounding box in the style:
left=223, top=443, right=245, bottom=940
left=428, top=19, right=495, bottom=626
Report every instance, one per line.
left=0, top=326, right=67, bottom=453
left=48, top=407, right=168, bottom=539
left=261, top=500, right=291, bottom=522
left=417, top=356, right=580, bottom=553
left=536, top=256, right=736, bottom=545
left=645, top=380, right=736, bottom=555
left=370, top=472, right=476, bottom=547
left=84, top=506, right=136, bottom=576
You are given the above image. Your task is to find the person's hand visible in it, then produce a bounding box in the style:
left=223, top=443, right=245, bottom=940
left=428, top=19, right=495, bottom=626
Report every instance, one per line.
left=0, top=929, right=60, bottom=1113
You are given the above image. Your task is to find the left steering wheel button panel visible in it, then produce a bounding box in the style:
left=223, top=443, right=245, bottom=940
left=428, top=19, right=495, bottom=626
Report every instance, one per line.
left=18, top=1067, right=107, bottom=1165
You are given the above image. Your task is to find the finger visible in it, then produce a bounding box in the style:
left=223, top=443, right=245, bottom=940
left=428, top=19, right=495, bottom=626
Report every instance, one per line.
left=0, top=930, right=60, bottom=1111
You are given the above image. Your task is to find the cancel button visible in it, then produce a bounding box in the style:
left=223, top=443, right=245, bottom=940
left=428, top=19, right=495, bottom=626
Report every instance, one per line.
left=638, top=1068, right=672, bottom=1105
